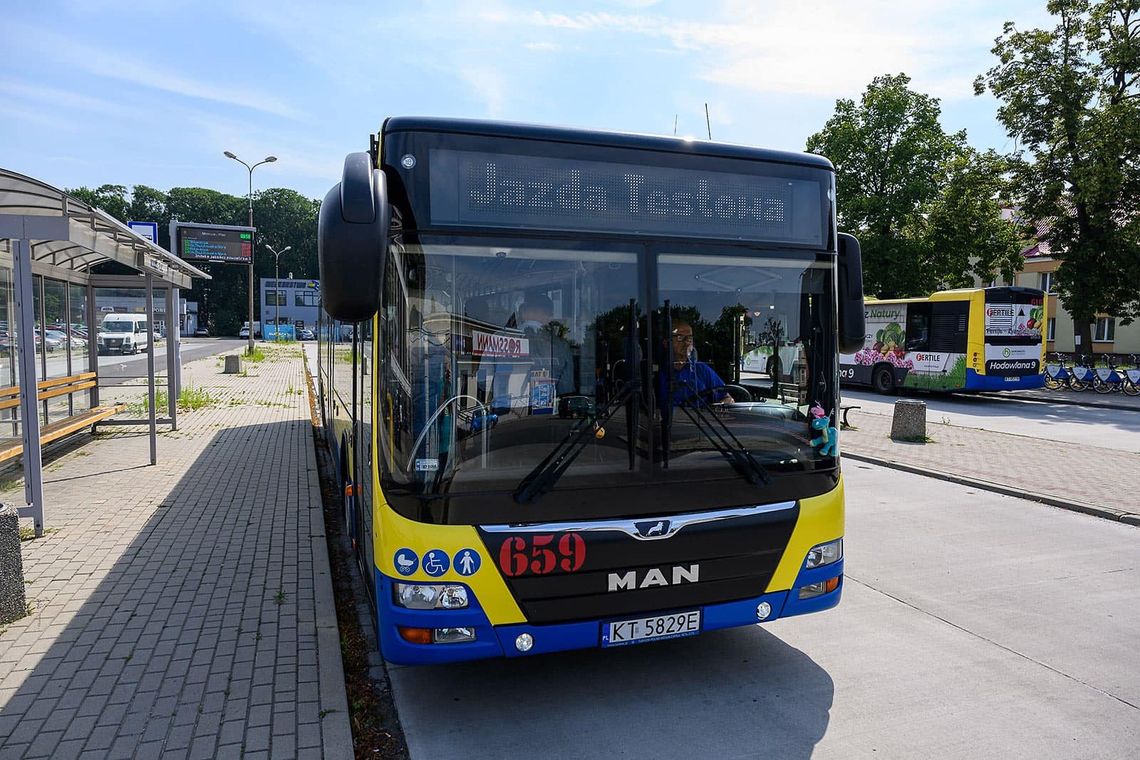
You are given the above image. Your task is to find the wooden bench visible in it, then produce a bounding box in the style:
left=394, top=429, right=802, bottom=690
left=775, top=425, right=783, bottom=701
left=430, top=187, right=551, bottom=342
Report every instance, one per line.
left=840, top=404, right=861, bottom=429
left=0, top=372, right=124, bottom=464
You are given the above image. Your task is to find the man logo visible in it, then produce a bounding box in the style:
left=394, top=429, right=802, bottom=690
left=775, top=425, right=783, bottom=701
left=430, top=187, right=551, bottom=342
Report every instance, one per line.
left=607, top=564, right=700, bottom=592
left=634, top=519, right=670, bottom=538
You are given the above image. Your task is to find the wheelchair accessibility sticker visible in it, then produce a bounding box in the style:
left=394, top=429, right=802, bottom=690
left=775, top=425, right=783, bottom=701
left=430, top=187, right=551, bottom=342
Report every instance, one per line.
left=394, top=548, right=418, bottom=576
left=422, top=549, right=450, bottom=577
left=453, top=549, right=481, bottom=576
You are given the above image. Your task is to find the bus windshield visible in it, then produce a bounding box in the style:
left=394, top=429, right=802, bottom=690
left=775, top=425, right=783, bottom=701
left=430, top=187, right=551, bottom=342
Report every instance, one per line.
left=377, top=237, right=837, bottom=524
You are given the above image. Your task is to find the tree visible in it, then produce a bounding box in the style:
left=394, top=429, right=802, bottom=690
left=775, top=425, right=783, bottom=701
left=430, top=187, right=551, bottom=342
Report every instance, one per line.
left=976, top=0, right=1140, bottom=352
left=66, top=184, right=129, bottom=220
left=806, top=74, right=965, bottom=298
left=912, top=148, right=1028, bottom=289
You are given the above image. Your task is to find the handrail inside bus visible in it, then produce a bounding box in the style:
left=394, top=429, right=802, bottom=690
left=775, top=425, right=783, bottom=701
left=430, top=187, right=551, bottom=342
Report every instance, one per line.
left=405, top=394, right=490, bottom=476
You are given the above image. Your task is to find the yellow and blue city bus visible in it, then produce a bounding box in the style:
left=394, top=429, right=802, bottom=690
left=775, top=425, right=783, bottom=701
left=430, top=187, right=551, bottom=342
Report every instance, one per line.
left=316, top=118, right=865, bottom=665
left=840, top=286, right=1047, bottom=393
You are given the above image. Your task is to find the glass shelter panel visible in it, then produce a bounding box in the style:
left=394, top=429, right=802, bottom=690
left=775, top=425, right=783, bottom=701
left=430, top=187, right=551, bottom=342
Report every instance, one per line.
left=0, top=267, right=15, bottom=437
left=43, top=279, right=71, bottom=422
left=69, top=283, right=90, bottom=409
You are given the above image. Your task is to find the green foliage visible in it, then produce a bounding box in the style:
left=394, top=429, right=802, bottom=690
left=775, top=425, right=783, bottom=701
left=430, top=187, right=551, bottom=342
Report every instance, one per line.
left=807, top=74, right=968, bottom=298
left=913, top=149, right=1027, bottom=288
left=66, top=184, right=130, bottom=220
left=243, top=345, right=267, bottom=362
left=64, top=182, right=320, bottom=337
left=976, top=0, right=1140, bottom=344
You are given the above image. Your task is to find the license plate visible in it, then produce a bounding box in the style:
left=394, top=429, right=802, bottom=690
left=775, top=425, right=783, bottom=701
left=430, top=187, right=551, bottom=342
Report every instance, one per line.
left=602, top=610, right=701, bottom=647
left=1004, top=376, right=1017, bottom=382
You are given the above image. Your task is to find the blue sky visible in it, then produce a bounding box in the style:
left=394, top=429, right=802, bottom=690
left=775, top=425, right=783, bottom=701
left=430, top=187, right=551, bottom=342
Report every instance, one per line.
left=3, top=0, right=1054, bottom=204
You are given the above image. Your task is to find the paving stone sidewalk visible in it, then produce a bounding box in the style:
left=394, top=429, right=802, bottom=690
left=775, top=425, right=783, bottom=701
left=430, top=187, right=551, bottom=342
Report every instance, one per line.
left=0, top=345, right=352, bottom=759
left=842, top=409, right=1140, bottom=520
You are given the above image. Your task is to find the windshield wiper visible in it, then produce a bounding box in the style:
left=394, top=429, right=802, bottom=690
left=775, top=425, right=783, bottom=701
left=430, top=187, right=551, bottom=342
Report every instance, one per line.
left=672, top=372, right=771, bottom=486
left=515, top=299, right=641, bottom=504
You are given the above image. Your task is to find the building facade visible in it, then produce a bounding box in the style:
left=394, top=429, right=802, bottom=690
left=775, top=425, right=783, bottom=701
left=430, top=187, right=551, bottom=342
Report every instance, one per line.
left=989, top=243, right=1139, bottom=356
left=259, top=278, right=320, bottom=331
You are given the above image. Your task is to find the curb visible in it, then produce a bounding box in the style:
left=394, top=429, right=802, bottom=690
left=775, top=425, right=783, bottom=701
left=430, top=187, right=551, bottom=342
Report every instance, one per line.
left=978, top=391, right=1140, bottom=413
left=842, top=451, right=1140, bottom=527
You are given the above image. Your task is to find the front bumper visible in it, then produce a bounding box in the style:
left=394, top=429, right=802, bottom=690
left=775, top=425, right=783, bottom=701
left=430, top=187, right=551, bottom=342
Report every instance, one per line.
left=375, top=559, right=843, bottom=665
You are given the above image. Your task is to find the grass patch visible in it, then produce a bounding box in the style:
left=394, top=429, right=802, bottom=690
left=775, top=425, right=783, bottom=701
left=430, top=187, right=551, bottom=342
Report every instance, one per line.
left=178, top=386, right=215, bottom=411
left=19, top=526, right=59, bottom=541
left=127, top=386, right=216, bottom=415
left=243, top=346, right=267, bottom=362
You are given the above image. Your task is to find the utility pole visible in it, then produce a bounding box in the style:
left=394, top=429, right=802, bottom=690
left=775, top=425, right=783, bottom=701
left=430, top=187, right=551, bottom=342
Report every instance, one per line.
left=265, top=244, right=292, bottom=340
left=223, top=151, right=276, bottom=353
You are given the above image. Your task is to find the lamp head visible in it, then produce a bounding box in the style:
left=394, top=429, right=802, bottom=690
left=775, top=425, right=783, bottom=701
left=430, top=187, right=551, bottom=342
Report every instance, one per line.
left=224, top=151, right=237, bottom=159
left=264, top=156, right=277, bottom=163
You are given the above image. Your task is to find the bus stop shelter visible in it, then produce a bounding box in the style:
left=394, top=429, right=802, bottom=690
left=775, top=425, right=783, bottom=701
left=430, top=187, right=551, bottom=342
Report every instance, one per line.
left=0, top=168, right=209, bottom=536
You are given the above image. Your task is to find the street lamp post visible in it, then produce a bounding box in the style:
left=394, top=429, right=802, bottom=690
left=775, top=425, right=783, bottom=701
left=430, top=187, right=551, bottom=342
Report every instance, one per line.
left=265, top=244, right=292, bottom=340
left=223, top=151, right=277, bottom=353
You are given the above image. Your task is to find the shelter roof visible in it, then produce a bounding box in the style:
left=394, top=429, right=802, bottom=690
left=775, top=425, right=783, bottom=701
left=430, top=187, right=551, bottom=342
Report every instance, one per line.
left=0, top=168, right=209, bottom=288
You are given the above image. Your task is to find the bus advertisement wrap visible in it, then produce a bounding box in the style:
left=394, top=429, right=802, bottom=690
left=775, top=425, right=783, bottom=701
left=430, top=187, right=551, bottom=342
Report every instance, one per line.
left=840, top=287, right=1045, bottom=393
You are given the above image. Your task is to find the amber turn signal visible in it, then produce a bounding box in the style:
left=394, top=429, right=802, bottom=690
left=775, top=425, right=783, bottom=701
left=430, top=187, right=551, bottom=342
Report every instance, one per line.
left=398, top=626, right=433, bottom=644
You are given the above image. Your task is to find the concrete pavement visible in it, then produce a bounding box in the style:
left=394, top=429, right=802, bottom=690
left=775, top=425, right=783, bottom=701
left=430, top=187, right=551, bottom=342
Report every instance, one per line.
left=842, top=406, right=1140, bottom=525
left=0, top=344, right=352, bottom=759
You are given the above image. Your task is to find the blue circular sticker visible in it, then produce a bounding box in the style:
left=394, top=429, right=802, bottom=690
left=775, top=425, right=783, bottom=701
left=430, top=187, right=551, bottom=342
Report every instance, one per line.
left=393, top=548, right=418, bottom=576
left=422, top=549, right=451, bottom=577
left=453, top=548, right=482, bottom=577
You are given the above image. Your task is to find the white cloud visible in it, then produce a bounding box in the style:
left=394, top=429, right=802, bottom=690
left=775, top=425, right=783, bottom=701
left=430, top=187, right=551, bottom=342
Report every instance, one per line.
left=519, top=0, right=1042, bottom=101
left=8, top=24, right=301, bottom=119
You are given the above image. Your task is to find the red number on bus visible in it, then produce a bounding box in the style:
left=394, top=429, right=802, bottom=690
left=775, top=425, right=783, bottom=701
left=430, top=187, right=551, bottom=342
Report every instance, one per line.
left=498, top=533, right=587, bottom=576
left=530, top=534, right=557, bottom=574
left=498, top=537, right=528, bottom=577
left=558, top=533, right=586, bottom=572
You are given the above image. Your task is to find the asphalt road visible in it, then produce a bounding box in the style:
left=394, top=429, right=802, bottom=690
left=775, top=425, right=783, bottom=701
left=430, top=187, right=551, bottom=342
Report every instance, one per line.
left=96, top=338, right=281, bottom=383
left=387, top=463, right=1139, bottom=760
left=841, top=387, right=1140, bottom=452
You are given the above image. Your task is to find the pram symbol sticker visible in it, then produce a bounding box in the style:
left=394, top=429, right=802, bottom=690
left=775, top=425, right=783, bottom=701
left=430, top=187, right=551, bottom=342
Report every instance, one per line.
left=453, top=549, right=481, bottom=576
left=394, top=549, right=418, bottom=576
left=422, top=549, right=450, bottom=577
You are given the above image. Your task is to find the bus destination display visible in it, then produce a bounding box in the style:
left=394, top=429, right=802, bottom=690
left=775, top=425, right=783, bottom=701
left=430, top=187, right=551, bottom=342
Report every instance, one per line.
left=429, top=148, right=825, bottom=245
left=178, top=226, right=254, bottom=264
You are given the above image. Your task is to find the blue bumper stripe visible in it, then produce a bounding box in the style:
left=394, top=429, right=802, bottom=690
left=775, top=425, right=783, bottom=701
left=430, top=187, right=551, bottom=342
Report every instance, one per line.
left=964, top=369, right=1044, bottom=391
left=375, top=559, right=844, bottom=665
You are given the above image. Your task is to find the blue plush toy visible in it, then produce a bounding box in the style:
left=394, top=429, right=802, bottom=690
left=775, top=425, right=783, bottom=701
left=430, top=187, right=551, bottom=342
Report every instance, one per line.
left=809, top=404, right=839, bottom=457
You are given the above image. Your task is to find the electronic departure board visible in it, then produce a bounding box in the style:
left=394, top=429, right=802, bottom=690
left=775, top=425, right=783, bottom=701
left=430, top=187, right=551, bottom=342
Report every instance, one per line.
left=175, top=224, right=255, bottom=264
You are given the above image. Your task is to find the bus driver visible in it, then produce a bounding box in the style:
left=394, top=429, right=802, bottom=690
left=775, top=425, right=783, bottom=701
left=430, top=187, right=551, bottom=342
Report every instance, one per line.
left=662, top=319, right=735, bottom=406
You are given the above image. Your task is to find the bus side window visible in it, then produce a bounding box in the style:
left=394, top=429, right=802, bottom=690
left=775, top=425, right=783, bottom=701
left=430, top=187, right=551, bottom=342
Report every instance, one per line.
left=905, top=306, right=930, bottom=351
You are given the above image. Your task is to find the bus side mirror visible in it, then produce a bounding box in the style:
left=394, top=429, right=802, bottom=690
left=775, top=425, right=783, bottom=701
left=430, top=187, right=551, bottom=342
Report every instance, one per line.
left=837, top=233, right=865, bottom=354
left=318, top=152, right=388, bottom=323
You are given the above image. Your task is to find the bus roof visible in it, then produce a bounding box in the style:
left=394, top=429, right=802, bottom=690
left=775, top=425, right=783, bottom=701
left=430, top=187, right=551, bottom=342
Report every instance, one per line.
left=381, top=116, right=835, bottom=172
left=867, top=286, right=1044, bottom=305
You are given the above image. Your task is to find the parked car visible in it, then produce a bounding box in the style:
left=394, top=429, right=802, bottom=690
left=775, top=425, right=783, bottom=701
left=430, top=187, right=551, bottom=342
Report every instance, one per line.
left=35, top=330, right=62, bottom=353
left=239, top=326, right=250, bottom=339
left=194, top=328, right=209, bottom=337
left=557, top=395, right=597, bottom=420
left=297, top=328, right=315, bottom=341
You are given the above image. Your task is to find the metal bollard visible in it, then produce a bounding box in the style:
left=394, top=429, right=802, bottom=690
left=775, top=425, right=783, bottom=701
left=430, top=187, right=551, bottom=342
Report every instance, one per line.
left=223, top=354, right=243, bottom=374
left=0, top=503, right=27, bottom=625
left=890, top=398, right=927, bottom=441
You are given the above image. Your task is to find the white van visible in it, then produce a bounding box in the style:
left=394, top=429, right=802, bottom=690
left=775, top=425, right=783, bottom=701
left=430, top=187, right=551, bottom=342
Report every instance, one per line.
left=98, top=314, right=150, bottom=355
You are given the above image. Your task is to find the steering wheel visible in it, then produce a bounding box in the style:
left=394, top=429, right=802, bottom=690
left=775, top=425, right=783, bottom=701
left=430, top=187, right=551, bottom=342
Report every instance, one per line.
left=694, top=383, right=753, bottom=404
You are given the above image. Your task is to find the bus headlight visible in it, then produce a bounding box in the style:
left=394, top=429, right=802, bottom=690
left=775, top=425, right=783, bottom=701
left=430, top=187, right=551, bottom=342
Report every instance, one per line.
left=805, top=539, right=842, bottom=569
left=394, top=583, right=469, bottom=610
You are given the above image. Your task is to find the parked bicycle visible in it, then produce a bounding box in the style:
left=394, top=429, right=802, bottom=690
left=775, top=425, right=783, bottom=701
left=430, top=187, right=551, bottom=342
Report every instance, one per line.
left=1067, top=355, right=1096, bottom=392
left=1121, top=355, right=1140, bottom=397
left=1043, top=353, right=1071, bottom=390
